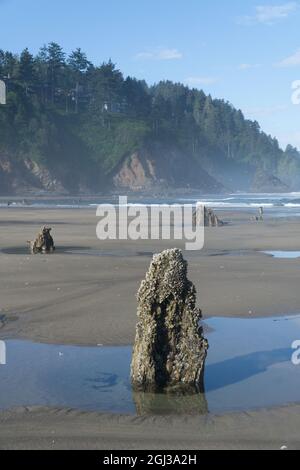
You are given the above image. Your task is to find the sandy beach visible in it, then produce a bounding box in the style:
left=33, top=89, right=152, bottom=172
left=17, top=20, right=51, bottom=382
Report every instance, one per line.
left=1, top=208, right=300, bottom=345
left=1, top=206, right=300, bottom=449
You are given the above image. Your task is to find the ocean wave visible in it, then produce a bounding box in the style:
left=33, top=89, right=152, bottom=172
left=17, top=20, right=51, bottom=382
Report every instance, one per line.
left=3, top=193, right=300, bottom=210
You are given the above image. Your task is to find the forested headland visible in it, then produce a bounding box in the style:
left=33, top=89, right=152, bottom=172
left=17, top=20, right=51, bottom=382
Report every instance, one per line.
left=0, top=42, right=299, bottom=195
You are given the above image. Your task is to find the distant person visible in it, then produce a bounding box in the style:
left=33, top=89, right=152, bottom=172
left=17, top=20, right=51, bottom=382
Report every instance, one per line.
left=259, top=207, right=264, bottom=221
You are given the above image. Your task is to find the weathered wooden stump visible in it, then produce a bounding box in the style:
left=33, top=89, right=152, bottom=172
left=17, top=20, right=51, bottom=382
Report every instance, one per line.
left=131, top=248, right=208, bottom=392
left=28, top=226, right=55, bottom=254
left=193, top=205, right=223, bottom=227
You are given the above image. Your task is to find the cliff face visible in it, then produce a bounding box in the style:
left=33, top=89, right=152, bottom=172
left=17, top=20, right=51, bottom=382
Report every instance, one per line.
left=0, top=146, right=291, bottom=196
left=251, top=170, right=289, bottom=193
left=112, top=143, right=224, bottom=193
left=0, top=155, right=67, bottom=195
left=0, top=143, right=290, bottom=196
left=0, top=144, right=225, bottom=195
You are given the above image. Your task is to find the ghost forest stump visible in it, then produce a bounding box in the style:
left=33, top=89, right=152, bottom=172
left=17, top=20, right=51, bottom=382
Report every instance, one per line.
left=28, top=226, right=55, bottom=254
left=131, top=248, right=208, bottom=392
left=193, top=205, right=223, bottom=227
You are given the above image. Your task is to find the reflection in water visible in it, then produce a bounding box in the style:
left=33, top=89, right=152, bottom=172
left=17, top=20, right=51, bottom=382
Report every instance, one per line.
left=133, top=389, right=208, bottom=415
left=132, top=354, right=207, bottom=415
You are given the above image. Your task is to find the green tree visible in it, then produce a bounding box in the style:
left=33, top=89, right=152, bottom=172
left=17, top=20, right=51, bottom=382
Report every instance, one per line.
left=46, top=42, right=66, bottom=103
left=17, top=48, right=36, bottom=95
left=68, top=48, right=90, bottom=113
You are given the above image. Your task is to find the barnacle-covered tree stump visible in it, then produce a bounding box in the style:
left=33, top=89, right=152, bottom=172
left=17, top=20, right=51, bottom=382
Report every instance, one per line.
left=131, top=248, right=208, bottom=392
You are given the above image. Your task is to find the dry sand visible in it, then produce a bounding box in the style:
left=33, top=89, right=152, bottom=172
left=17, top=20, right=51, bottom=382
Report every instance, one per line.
left=0, top=206, right=300, bottom=449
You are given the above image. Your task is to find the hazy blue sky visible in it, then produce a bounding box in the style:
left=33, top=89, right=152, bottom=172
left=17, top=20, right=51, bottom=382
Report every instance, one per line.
left=1, top=0, right=300, bottom=149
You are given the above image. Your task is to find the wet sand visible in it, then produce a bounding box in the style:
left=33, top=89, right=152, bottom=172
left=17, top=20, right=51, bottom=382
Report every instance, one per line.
left=0, top=404, right=299, bottom=450
left=1, top=208, right=300, bottom=345
left=1, top=207, right=300, bottom=449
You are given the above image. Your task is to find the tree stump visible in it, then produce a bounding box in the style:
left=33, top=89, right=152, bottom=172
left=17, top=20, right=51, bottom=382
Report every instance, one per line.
left=131, top=248, right=208, bottom=392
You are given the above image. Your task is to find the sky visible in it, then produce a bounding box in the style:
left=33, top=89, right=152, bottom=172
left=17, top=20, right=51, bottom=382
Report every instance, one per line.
left=0, top=0, right=300, bottom=149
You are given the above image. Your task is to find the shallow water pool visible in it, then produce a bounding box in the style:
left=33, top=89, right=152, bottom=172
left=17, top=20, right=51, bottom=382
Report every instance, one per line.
left=262, top=251, right=300, bottom=259
left=0, top=315, right=300, bottom=415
